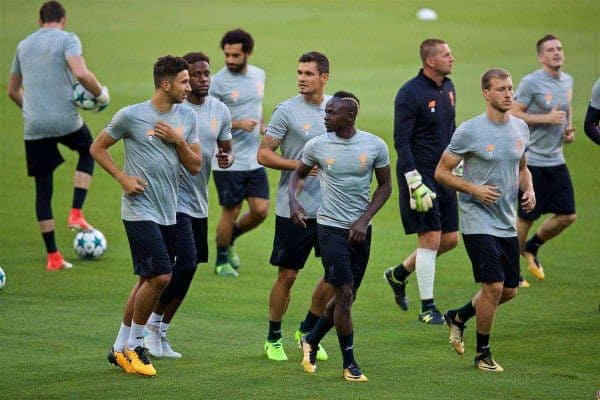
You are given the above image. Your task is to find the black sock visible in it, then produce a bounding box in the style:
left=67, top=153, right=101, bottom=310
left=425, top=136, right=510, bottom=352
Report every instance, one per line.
left=337, top=332, right=355, bottom=368
left=72, top=188, right=88, bottom=210
left=305, top=316, right=333, bottom=345
left=457, top=301, right=476, bottom=323
left=445, top=309, right=463, bottom=325
left=421, top=298, right=435, bottom=312
left=524, top=234, right=545, bottom=256
left=392, top=264, right=410, bottom=281
left=42, top=231, right=57, bottom=253
left=216, top=245, right=229, bottom=265
left=299, top=311, right=320, bottom=333
left=267, top=320, right=282, bottom=341
left=230, top=224, right=242, bottom=245
left=476, top=331, right=490, bottom=353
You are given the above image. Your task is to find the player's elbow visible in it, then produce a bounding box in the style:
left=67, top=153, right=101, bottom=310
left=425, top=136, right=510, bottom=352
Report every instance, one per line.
left=257, top=149, right=267, bottom=166
left=187, top=155, right=202, bottom=176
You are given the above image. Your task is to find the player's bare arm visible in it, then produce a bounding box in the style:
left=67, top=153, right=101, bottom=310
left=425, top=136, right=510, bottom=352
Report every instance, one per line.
left=510, top=101, right=566, bottom=125
left=232, top=118, right=259, bottom=131
left=90, top=131, right=148, bottom=195
left=153, top=121, right=201, bottom=175
left=564, top=95, right=575, bottom=143
left=435, top=151, right=500, bottom=204
left=7, top=73, right=23, bottom=108
left=349, top=165, right=392, bottom=244
left=257, top=135, right=300, bottom=170
left=216, top=139, right=234, bottom=168
left=288, top=162, right=313, bottom=227
left=66, top=55, right=102, bottom=96
left=518, top=155, right=536, bottom=212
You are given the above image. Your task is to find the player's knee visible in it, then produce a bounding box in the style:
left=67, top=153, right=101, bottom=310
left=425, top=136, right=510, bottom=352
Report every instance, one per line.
left=278, top=268, right=298, bottom=287
left=251, top=206, right=269, bottom=222
left=502, top=287, right=517, bottom=302
left=76, top=148, right=95, bottom=175
left=152, top=273, right=172, bottom=291
left=482, top=282, right=504, bottom=299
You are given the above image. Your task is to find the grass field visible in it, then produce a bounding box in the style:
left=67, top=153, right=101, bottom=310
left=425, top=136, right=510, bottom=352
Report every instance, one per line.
left=1, top=1, right=598, bottom=399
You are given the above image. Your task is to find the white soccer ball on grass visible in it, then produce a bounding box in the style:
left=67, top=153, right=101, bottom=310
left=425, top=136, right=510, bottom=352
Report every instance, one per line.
left=74, top=229, right=107, bottom=259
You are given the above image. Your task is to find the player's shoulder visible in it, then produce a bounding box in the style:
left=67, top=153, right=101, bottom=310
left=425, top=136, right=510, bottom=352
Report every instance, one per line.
left=559, top=71, right=574, bottom=84
left=508, top=114, right=529, bottom=130
left=248, top=64, right=266, bottom=78
left=206, top=96, right=230, bottom=114
left=358, top=129, right=387, bottom=146
left=211, top=67, right=229, bottom=81
left=176, top=102, right=198, bottom=119
left=274, top=94, right=303, bottom=113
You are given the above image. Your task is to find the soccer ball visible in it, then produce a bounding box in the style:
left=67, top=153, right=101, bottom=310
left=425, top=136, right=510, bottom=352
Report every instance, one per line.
left=73, top=229, right=107, bottom=259
left=0, top=267, right=5, bottom=291
left=72, top=82, right=97, bottom=110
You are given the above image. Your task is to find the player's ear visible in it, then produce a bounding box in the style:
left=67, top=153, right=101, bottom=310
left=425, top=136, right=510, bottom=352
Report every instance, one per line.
left=160, top=79, right=171, bottom=92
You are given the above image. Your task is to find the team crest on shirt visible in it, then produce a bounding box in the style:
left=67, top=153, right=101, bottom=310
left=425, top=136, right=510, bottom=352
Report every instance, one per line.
left=428, top=100, right=436, bottom=113
left=544, top=93, right=553, bottom=104
left=210, top=118, right=219, bottom=134
left=256, top=82, right=264, bottom=96
left=326, top=157, right=335, bottom=169
left=358, top=153, right=368, bottom=170
left=448, top=91, right=455, bottom=106
left=486, top=143, right=495, bottom=157
left=230, top=90, right=241, bottom=101
left=303, top=123, right=312, bottom=135
left=516, top=138, right=523, bottom=151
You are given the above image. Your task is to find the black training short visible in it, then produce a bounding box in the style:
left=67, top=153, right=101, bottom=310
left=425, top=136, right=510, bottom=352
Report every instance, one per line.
left=123, top=220, right=176, bottom=278
left=24, top=124, right=93, bottom=176
left=213, top=168, right=269, bottom=207
left=175, top=213, right=208, bottom=270
left=462, top=234, right=520, bottom=288
left=518, top=164, right=576, bottom=220
left=317, top=223, right=371, bottom=290
left=270, top=216, right=319, bottom=270
left=398, top=167, right=459, bottom=234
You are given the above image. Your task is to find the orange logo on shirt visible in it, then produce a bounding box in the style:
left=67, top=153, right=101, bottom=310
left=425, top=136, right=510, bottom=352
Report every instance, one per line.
left=428, top=100, right=436, bottom=113
left=303, top=123, right=312, bottom=135
left=230, top=90, right=240, bottom=101
left=256, top=82, right=264, bottom=96
left=544, top=93, right=553, bottom=104
left=486, top=144, right=495, bottom=155
left=326, top=157, right=335, bottom=169
left=358, top=153, right=368, bottom=170
left=210, top=118, right=219, bottom=133
left=516, top=138, right=523, bottom=151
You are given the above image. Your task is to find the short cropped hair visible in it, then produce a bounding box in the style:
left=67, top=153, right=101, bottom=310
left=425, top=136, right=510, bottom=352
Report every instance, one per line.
left=420, top=38, right=447, bottom=64
left=220, top=29, right=254, bottom=53
left=39, top=1, right=65, bottom=23
left=153, top=56, right=189, bottom=89
left=298, top=51, right=329, bottom=75
left=183, top=52, right=210, bottom=66
left=536, top=34, right=559, bottom=54
left=481, top=68, right=512, bottom=90
left=333, top=91, right=360, bottom=104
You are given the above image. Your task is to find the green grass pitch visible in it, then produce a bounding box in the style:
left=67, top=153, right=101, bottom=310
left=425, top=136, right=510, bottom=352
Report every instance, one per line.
left=0, top=1, right=598, bottom=398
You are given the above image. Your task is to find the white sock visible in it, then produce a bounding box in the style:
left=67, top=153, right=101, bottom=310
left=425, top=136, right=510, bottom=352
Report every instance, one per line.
left=146, top=312, right=163, bottom=328
left=113, top=322, right=130, bottom=352
left=160, top=322, right=170, bottom=338
left=415, top=248, right=438, bottom=301
left=126, top=321, right=145, bottom=350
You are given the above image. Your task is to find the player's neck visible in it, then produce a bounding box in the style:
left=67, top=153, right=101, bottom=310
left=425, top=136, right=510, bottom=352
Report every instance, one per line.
left=542, top=64, right=561, bottom=79
left=151, top=93, right=175, bottom=113
left=40, top=22, right=64, bottom=30
left=303, top=91, right=324, bottom=105
left=335, top=126, right=357, bottom=140
left=187, top=92, right=206, bottom=106
left=423, top=67, right=445, bottom=87
left=486, top=107, right=509, bottom=124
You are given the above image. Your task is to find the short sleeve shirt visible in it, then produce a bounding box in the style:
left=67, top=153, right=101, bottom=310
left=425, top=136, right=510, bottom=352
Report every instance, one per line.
left=266, top=94, right=330, bottom=218
left=448, top=114, right=529, bottom=237
left=178, top=97, right=232, bottom=218
left=209, top=65, right=265, bottom=171
left=302, top=130, right=390, bottom=229
left=10, top=28, right=83, bottom=140
left=105, top=101, right=199, bottom=225
left=514, top=69, right=573, bottom=167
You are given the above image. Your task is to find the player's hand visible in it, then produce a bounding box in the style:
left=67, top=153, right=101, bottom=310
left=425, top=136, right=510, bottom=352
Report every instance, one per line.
left=348, top=218, right=368, bottom=244
left=546, top=106, right=566, bottom=125
left=290, top=200, right=307, bottom=228
left=94, top=85, right=110, bottom=113
left=119, top=175, right=147, bottom=195
left=153, top=121, right=184, bottom=144
left=520, top=188, right=536, bottom=212
left=473, top=185, right=500, bottom=204
left=405, top=170, right=437, bottom=212
left=238, top=119, right=259, bottom=132
left=308, top=165, right=319, bottom=176
left=563, top=127, right=575, bottom=143
left=216, top=148, right=234, bottom=169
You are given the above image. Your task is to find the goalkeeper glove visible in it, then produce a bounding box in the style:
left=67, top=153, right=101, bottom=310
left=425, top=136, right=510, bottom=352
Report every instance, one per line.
left=405, top=170, right=437, bottom=212
left=94, top=85, right=110, bottom=112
